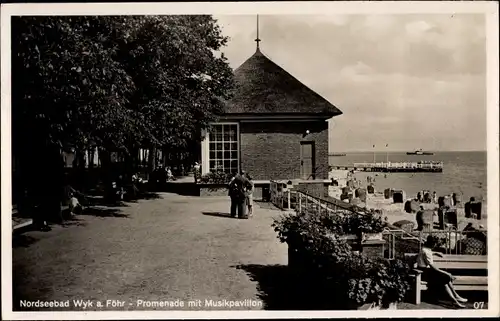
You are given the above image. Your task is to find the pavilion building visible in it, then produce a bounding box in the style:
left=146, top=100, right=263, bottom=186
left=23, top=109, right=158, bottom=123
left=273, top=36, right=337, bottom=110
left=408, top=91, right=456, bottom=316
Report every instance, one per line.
left=200, top=27, right=342, bottom=189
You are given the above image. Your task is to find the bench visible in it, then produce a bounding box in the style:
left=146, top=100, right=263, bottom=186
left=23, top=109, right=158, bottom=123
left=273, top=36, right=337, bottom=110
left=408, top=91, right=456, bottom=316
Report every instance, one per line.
left=405, top=253, right=488, bottom=304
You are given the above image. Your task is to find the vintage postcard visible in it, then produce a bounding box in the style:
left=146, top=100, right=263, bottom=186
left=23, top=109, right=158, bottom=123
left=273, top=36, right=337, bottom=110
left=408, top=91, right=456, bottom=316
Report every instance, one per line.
left=1, top=1, right=499, bottom=319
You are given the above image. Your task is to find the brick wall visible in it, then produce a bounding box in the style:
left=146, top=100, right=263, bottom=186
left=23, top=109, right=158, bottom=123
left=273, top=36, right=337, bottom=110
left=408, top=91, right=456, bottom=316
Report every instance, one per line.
left=239, top=121, right=329, bottom=181
left=295, top=182, right=329, bottom=198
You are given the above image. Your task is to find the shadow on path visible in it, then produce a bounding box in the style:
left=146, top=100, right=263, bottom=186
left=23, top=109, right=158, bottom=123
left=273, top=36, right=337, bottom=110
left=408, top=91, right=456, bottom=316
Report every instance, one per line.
left=61, top=217, right=89, bottom=228
left=12, top=234, right=39, bottom=248
left=254, top=201, right=281, bottom=211
left=85, top=197, right=130, bottom=208
left=79, top=207, right=129, bottom=218
left=235, top=264, right=340, bottom=310
left=85, top=192, right=161, bottom=207
left=236, top=264, right=489, bottom=311
left=157, top=182, right=199, bottom=196
left=202, top=212, right=234, bottom=219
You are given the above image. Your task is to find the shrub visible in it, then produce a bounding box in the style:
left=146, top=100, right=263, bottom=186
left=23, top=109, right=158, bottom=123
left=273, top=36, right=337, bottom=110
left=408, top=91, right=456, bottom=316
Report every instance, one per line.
left=198, top=170, right=233, bottom=184
left=345, top=256, right=411, bottom=306
left=342, top=211, right=387, bottom=236
left=272, top=207, right=410, bottom=308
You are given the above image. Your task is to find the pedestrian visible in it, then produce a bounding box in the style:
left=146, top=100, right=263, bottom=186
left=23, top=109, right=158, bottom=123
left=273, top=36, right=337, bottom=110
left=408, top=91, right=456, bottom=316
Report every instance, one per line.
left=166, top=166, right=173, bottom=181
left=228, top=170, right=251, bottom=219
left=68, top=192, right=83, bottom=215
left=245, top=174, right=254, bottom=217
left=193, top=162, right=201, bottom=183
left=433, top=191, right=438, bottom=204
left=416, top=206, right=425, bottom=231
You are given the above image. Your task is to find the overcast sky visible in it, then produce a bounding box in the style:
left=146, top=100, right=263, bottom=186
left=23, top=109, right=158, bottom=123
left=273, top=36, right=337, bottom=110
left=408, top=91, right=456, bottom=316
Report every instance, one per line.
left=214, top=14, right=486, bottom=152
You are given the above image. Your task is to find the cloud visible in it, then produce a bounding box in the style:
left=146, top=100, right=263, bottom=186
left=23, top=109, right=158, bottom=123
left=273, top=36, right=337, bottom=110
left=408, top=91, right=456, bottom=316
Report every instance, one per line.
left=405, top=20, right=433, bottom=38
left=214, top=14, right=487, bottom=151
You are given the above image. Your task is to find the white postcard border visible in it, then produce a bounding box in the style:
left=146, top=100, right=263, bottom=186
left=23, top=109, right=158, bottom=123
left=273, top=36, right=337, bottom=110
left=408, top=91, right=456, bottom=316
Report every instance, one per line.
left=2, top=1, right=499, bottom=319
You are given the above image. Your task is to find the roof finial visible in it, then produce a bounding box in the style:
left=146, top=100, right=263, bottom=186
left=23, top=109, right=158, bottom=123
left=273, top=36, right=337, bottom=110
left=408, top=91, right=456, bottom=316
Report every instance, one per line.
left=255, top=14, right=261, bottom=51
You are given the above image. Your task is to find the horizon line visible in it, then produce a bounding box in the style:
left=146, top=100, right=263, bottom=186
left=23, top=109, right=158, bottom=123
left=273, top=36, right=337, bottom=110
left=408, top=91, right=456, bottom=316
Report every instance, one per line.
left=329, top=150, right=487, bottom=153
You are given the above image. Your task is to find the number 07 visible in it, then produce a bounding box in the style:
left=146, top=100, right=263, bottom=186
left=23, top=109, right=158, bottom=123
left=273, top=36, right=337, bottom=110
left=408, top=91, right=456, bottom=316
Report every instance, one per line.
left=473, top=301, right=485, bottom=309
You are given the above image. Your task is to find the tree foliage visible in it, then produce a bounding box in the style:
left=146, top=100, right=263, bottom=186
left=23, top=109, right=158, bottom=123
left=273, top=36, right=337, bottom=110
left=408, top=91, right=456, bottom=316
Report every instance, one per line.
left=11, top=15, right=234, bottom=220
left=12, top=15, right=234, bottom=155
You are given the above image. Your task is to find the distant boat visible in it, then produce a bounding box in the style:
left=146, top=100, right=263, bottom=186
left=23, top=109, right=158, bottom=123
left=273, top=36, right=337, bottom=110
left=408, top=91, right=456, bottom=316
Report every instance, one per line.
left=330, top=153, right=347, bottom=157
left=407, top=149, right=434, bottom=156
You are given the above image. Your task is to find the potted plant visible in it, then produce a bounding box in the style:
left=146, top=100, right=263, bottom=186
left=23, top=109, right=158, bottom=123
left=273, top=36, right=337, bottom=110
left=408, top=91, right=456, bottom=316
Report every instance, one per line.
left=198, top=170, right=233, bottom=184
left=272, top=207, right=348, bottom=272
left=197, top=170, right=234, bottom=195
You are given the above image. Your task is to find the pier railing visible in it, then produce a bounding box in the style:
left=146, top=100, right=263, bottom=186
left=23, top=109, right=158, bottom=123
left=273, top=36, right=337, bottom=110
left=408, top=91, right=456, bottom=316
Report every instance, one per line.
left=353, top=161, right=443, bottom=170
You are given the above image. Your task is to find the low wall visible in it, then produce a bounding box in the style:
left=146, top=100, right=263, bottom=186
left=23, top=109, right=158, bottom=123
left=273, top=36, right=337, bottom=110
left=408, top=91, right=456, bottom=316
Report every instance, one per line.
left=198, top=184, right=229, bottom=197
left=294, top=182, right=329, bottom=198
left=199, top=183, right=266, bottom=199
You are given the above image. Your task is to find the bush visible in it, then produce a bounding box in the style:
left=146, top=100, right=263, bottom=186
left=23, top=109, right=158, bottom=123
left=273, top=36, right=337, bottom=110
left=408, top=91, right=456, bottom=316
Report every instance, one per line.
left=342, top=211, right=387, bottom=236
left=198, top=170, right=233, bottom=184
left=272, top=207, right=410, bottom=308
left=346, top=256, right=411, bottom=306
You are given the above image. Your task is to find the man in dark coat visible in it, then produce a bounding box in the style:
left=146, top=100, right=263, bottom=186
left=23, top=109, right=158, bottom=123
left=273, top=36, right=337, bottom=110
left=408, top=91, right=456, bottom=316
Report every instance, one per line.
left=229, top=171, right=251, bottom=219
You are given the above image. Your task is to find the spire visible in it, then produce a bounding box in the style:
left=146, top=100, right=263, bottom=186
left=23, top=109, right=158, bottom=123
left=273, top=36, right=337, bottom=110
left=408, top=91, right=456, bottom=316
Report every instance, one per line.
left=255, top=14, right=261, bottom=52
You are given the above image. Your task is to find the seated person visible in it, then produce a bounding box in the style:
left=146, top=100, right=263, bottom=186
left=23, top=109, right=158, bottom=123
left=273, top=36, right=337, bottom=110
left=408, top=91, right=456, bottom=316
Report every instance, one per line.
left=417, top=235, right=468, bottom=308
left=68, top=192, right=84, bottom=215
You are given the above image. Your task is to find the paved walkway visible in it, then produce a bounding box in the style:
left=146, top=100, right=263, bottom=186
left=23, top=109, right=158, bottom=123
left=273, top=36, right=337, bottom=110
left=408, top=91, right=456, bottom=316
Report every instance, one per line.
left=12, top=192, right=486, bottom=311
left=12, top=193, right=288, bottom=311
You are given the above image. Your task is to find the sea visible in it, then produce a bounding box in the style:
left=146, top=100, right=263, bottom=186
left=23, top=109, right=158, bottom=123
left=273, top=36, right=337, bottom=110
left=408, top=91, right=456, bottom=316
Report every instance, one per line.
left=329, top=151, right=487, bottom=214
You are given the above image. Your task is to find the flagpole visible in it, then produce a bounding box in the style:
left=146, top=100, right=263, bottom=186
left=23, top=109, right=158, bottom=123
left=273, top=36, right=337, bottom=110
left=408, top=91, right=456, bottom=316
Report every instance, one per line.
left=373, top=144, right=376, bottom=163
left=386, top=144, right=389, bottom=163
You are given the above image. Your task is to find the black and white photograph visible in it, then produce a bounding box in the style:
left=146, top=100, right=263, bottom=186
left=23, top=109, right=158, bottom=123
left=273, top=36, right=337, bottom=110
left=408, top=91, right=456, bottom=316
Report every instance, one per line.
left=1, top=1, right=499, bottom=319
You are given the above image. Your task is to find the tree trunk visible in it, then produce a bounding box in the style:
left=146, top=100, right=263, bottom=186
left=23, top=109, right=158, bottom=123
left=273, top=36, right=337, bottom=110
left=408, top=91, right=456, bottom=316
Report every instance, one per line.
left=148, top=147, right=157, bottom=173
left=38, top=143, right=64, bottom=224
left=88, top=148, right=95, bottom=170
left=162, top=147, right=167, bottom=167
left=99, top=148, right=114, bottom=201
left=75, top=149, right=87, bottom=190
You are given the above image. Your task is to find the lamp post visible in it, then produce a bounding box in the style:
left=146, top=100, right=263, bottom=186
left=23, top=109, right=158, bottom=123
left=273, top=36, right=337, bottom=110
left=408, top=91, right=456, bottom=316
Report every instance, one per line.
left=386, top=144, right=389, bottom=163
left=373, top=144, right=376, bottom=163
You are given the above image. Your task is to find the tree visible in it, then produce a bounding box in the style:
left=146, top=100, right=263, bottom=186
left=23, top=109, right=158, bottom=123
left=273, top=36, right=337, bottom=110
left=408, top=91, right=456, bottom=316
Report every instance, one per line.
left=116, top=16, right=234, bottom=169
left=11, top=16, right=234, bottom=221
left=12, top=16, right=138, bottom=222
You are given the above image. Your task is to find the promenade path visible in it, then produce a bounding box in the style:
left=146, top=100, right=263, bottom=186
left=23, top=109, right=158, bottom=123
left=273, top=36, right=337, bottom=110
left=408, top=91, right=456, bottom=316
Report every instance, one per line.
left=12, top=193, right=289, bottom=311
left=12, top=191, right=485, bottom=311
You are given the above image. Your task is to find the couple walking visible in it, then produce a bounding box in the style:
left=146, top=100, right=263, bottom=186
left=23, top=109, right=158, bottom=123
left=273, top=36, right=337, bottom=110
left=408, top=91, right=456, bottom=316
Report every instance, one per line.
left=228, top=170, right=254, bottom=219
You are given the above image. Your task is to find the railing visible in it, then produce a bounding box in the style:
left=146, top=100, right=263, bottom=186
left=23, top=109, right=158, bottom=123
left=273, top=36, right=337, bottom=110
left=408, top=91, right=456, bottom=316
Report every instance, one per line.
left=353, top=162, right=444, bottom=170
left=383, top=228, right=422, bottom=259
left=295, top=191, right=366, bottom=216
left=270, top=180, right=292, bottom=210
left=383, top=228, right=487, bottom=258
left=269, top=184, right=487, bottom=258
left=418, top=230, right=487, bottom=255
left=270, top=179, right=365, bottom=214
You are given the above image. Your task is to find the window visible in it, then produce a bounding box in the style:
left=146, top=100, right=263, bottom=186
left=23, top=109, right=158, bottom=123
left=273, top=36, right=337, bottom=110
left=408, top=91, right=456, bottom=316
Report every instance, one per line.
left=208, top=124, right=238, bottom=174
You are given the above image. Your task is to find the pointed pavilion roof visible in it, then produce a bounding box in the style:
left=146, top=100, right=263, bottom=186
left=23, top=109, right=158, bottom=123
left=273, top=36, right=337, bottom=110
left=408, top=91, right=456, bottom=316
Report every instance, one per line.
left=224, top=48, right=343, bottom=117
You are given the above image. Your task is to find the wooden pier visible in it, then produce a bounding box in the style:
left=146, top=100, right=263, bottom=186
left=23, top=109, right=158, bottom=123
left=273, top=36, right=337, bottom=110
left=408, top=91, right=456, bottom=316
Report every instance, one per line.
left=330, top=161, right=443, bottom=173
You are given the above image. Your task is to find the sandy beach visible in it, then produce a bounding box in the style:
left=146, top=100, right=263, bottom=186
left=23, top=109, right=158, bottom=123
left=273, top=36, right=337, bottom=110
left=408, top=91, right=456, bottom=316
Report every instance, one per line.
left=363, top=191, right=487, bottom=230
left=328, top=169, right=487, bottom=231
